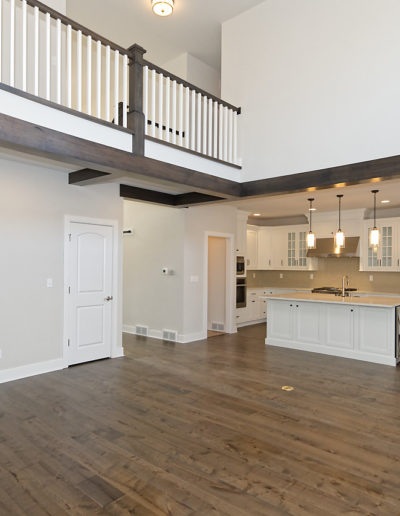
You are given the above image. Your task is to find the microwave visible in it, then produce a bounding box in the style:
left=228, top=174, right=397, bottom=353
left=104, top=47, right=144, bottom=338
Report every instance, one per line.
left=236, top=256, right=245, bottom=276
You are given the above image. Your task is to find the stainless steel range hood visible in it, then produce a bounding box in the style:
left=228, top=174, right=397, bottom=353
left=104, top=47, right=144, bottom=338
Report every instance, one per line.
left=306, top=237, right=360, bottom=258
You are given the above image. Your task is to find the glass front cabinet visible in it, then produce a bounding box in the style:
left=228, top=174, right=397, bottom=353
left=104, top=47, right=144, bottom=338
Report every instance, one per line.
left=361, top=219, right=400, bottom=272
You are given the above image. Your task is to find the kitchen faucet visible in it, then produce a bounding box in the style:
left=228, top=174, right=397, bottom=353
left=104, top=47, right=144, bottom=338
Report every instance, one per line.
left=342, top=275, right=349, bottom=297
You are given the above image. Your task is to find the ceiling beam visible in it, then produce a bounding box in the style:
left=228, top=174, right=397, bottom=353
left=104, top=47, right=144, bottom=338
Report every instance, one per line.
left=120, top=184, right=225, bottom=206
left=69, top=169, right=111, bottom=185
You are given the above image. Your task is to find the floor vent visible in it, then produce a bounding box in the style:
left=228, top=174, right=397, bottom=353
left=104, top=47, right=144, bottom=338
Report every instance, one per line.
left=211, top=322, right=225, bottom=332
left=162, top=330, right=178, bottom=342
left=136, top=325, right=149, bottom=337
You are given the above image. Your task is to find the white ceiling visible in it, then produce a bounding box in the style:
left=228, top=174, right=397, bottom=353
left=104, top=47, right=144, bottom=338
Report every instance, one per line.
left=66, top=0, right=266, bottom=71
left=226, top=179, right=400, bottom=220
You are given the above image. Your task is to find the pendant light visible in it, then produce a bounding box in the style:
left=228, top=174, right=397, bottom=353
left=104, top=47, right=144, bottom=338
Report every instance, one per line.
left=369, top=190, right=380, bottom=249
left=335, top=194, right=345, bottom=249
left=152, top=0, right=174, bottom=16
left=306, top=198, right=316, bottom=249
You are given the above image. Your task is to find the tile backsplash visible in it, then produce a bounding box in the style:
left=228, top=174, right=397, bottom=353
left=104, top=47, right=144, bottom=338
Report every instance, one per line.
left=247, top=257, right=400, bottom=294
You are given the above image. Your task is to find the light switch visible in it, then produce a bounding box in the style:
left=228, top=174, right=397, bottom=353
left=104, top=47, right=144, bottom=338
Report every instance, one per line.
left=280, top=273, right=284, bottom=279
left=46, top=278, right=53, bottom=288
left=310, top=273, right=314, bottom=280
left=369, top=275, right=374, bottom=282
left=190, top=275, right=199, bottom=283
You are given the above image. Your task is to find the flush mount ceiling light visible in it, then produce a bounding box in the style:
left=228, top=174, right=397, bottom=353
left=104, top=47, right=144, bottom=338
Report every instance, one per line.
left=381, top=199, right=390, bottom=204
left=335, top=194, right=345, bottom=250
left=306, top=198, right=316, bottom=249
left=369, top=190, right=380, bottom=249
left=253, top=213, right=261, bottom=217
left=152, top=0, right=174, bottom=16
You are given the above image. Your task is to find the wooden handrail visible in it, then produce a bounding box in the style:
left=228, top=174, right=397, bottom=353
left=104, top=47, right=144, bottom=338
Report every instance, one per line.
left=143, top=59, right=241, bottom=114
left=25, top=0, right=128, bottom=55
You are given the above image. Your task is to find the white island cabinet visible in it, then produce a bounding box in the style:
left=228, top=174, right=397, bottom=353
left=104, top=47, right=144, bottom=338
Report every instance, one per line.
left=265, top=293, right=400, bottom=366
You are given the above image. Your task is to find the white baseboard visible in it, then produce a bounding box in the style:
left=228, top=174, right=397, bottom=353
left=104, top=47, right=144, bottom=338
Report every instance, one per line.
left=237, top=319, right=266, bottom=328
left=266, top=338, right=397, bottom=366
left=111, top=347, right=124, bottom=358
left=0, top=358, right=65, bottom=384
left=123, top=325, right=207, bottom=344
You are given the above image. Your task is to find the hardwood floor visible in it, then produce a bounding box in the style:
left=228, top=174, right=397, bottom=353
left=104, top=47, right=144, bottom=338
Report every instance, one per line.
left=1, top=324, right=399, bottom=515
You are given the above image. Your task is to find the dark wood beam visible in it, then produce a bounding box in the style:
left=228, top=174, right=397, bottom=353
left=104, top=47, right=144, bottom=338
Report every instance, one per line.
left=241, top=155, right=400, bottom=197
left=69, top=169, right=110, bottom=185
left=120, top=185, right=225, bottom=206
left=0, top=113, right=241, bottom=197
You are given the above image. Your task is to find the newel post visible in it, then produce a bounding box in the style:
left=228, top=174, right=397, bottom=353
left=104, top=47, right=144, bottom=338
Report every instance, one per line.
left=127, top=44, right=147, bottom=156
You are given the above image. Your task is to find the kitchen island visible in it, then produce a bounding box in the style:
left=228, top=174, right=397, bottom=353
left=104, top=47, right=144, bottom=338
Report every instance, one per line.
left=264, top=293, right=400, bottom=366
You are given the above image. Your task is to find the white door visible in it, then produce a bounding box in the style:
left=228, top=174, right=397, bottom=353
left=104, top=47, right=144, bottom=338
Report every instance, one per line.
left=66, top=222, right=114, bottom=366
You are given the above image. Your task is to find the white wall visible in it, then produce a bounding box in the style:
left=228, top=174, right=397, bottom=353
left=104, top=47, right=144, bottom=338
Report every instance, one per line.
left=162, top=52, right=221, bottom=97
left=123, top=202, right=237, bottom=342
left=123, top=201, right=185, bottom=338
left=0, top=153, right=123, bottom=375
left=222, top=0, right=400, bottom=182
left=208, top=237, right=226, bottom=329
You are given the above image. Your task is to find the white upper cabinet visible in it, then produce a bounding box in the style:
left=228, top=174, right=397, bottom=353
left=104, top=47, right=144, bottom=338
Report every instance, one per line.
left=246, top=228, right=258, bottom=269
left=236, top=211, right=249, bottom=255
left=360, top=218, right=400, bottom=272
left=248, top=225, right=318, bottom=271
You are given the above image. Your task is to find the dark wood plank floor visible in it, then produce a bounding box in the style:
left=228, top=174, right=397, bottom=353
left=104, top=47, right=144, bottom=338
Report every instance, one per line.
left=1, top=324, right=400, bottom=515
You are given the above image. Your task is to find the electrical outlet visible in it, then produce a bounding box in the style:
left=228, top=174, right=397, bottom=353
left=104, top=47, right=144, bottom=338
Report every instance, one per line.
left=46, top=278, right=53, bottom=288
left=369, top=275, right=374, bottom=282
left=253, top=273, right=256, bottom=279
left=280, top=273, right=284, bottom=279
left=309, top=273, right=314, bottom=280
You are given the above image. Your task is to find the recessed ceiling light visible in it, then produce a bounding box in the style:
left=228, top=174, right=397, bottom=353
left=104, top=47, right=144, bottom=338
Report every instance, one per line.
left=309, top=208, right=317, bottom=211
left=381, top=200, right=390, bottom=204
left=253, top=213, right=261, bottom=217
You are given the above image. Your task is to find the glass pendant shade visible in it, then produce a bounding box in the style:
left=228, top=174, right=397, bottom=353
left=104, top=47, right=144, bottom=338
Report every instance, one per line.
left=335, top=230, right=345, bottom=249
left=307, top=231, right=316, bottom=249
left=369, top=190, right=380, bottom=249
left=152, top=0, right=174, bottom=16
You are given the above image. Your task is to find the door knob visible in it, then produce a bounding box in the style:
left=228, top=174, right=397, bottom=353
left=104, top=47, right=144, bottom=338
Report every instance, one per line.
left=105, top=296, right=113, bottom=301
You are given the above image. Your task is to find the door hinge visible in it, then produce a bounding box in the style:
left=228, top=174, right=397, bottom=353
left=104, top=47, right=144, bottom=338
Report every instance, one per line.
left=67, top=339, right=70, bottom=347
left=68, top=286, right=71, bottom=294
left=68, top=233, right=72, bottom=242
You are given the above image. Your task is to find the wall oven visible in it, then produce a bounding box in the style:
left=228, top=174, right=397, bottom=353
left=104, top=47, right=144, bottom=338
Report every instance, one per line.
left=236, top=278, right=247, bottom=308
left=236, top=256, right=245, bottom=276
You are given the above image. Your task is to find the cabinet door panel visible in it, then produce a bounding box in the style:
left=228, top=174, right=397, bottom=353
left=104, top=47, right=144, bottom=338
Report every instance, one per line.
left=268, top=301, right=293, bottom=340
left=325, top=305, right=355, bottom=349
left=295, top=302, right=321, bottom=344
left=246, top=229, right=258, bottom=269
left=357, top=307, right=392, bottom=355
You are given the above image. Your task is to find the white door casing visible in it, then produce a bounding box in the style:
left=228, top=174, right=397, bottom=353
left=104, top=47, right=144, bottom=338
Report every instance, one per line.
left=66, top=221, right=114, bottom=366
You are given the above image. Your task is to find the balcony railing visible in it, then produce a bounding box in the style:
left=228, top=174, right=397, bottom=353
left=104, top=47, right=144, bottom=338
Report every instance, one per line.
left=0, top=0, right=241, bottom=166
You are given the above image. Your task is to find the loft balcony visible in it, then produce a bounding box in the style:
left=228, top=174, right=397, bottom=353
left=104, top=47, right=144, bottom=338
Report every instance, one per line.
left=0, top=0, right=242, bottom=205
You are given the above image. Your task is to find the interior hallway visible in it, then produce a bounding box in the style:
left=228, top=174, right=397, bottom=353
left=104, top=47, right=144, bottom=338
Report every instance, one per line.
left=0, top=325, right=399, bottom=514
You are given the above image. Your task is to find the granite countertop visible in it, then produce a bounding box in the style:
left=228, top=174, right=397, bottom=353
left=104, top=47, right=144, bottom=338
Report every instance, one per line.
left=262, top=292, right=400, bottom=308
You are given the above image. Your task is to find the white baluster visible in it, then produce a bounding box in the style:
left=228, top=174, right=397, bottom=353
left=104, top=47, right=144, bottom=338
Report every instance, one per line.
left=208, top=98, right=213, bottom=157
left=178, top=83, right=184, bottom=147
left=213, top=101, right=218, bottom=159
left=46, top=12, right=50, bottom=100
left=56, top=19, right=61, bottom=104
left=197, top=92, right=202, bottom=152
left=123, top=54, right=128, bottom=128
left=77, top=30, right=82, bottom=111
left=218, top=104, right=223, bottom=160
left=105, top=45, right=110, bottom=121
left=22, top=0, right=27, bottom=91
left=151, top=69, right=156, bottom=137
left=114, top=50, right=119, bottom=125
left=34, top=6, right=39, bottom=96
left=223, top=106, right=228, bottom=161
left=185, top=86, right=190, bottom=148
left=10, top=0, right=15, bottom=87
left=67, top=25, right=72, bottom=108
left=165, top=76, right=171, bottom=142
left=143, top=65, right=148, bottom=135
left=233, top=112, right=238, bottom=165
left=191, top=89, right=196, bottom=150
left=86, top=35, right=92, bottom=115
left=171, top=80, right=177, bottom=145
left=228, top=109, right=233, bottom=163
left=202, top=96, right=207, bottom=155
left=96, top=40, right=102, bottom=118
left=158, top=72, right=163, bottom=139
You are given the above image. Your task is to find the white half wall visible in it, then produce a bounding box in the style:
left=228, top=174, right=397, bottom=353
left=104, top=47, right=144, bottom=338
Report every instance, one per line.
left=222, top=0, right=400, bottom=182
left=0, top=153, right=123, bottom=376
left=208, top=236, right=227, bottom=330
